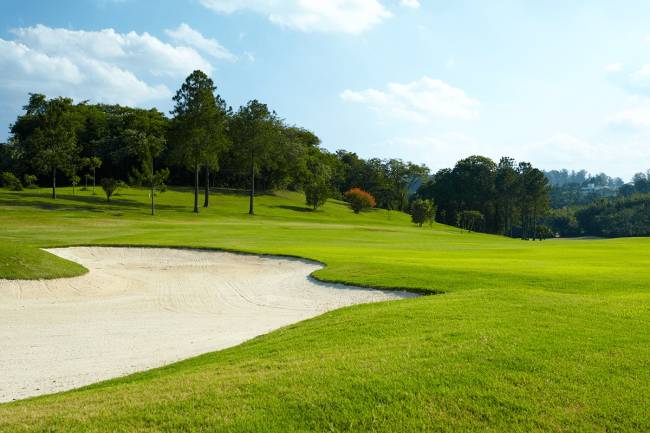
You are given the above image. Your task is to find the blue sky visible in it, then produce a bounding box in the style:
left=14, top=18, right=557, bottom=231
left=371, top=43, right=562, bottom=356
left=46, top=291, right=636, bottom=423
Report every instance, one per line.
left=1, top=0, right=650, bottom=179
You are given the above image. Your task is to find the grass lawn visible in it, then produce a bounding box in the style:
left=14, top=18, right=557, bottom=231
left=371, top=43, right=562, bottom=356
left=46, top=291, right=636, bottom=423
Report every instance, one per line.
left=0, top=186, right=649, bottom=432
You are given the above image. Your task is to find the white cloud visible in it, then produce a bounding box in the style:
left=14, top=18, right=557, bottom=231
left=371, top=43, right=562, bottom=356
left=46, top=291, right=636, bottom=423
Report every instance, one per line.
left=199, top=0, right=392, bottom=34
left=607, top=107, right=650, bottom=129
left=0, top=24, right=222, bottom=107
left=340, top=77, right=480, bottom=123
left=399, top=0, right=420, bottom=8
left=605, top=62, right=622, bottom=72
left=165, top=23, right=236, bottom=61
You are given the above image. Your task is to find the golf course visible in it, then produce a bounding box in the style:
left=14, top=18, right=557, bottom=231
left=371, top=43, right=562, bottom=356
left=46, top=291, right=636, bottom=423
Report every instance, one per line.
left=1, top=186, right=648, bottom=432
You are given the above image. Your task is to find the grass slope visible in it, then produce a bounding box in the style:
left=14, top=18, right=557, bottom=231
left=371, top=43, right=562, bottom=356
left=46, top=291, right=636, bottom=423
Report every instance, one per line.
left=0, top=187, right=649, bottom=432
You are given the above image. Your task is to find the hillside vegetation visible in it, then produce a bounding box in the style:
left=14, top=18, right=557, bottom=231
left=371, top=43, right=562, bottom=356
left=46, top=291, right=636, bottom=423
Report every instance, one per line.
left=0, top=187, right=649, bottom=432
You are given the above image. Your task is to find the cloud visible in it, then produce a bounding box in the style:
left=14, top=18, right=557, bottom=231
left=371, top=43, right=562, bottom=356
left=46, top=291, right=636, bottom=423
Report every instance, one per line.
left=199, top=0, right=392, bottom=34
left=340, top=77, right=480, bottom=123
left=0, top=24, right=222, bottom=107
left=604, top=62, right=622, bottom=72
left=165, top=23, right=236, bottom=61
left=607, top=107, right=650, bottom=129
left=399, top=0, right=420, bottom=8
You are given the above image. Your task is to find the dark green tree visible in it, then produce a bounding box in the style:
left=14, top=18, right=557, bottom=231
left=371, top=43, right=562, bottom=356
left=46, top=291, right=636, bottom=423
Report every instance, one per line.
left=169, top=70, right=229, bottom=213
left=19, top=97, right=79, bottom=199
left=229, top=100, right=281, bottom=215
left=124, top=109, right=169, bottom=215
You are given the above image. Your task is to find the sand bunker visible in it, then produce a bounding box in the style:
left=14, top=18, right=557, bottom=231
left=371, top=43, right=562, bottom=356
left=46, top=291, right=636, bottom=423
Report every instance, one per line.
left=0, top=247, right=415, bottom=402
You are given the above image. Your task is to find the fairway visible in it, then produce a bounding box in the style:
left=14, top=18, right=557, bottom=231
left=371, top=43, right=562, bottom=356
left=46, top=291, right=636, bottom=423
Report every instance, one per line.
left=1, top=187, right=649, bottom=432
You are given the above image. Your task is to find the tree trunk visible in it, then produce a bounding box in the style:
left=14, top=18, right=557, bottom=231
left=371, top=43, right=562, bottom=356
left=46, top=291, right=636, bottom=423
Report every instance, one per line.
left=249, top=149, right=255, bottom=215
left=194, top=163, right=199, bottom=213
left=92, top=168, right=96, bottom=194
left=52, top=167, right=57, bottom=200
left=203, top=165, right=209, bottom=208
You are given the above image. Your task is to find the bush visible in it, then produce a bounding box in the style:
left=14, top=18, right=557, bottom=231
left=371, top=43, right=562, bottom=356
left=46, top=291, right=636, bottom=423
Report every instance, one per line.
left=101, top=178, right=123, bottom=202
left=410, top=199, right=436, bottom=227
left=344, top=188, right=376, bottom=214
left=23, top=174, right=37, bottom=189
left=304, top=181, right=329, bottom=210
left=1, top=172, right=23, bottom=191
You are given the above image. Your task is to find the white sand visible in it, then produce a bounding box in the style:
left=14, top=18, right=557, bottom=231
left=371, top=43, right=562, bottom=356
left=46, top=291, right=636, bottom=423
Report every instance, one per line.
left=0, top=247, right=416, bottom=402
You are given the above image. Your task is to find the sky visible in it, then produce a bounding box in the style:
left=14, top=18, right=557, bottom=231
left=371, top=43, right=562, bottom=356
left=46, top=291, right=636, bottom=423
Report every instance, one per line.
left=1, top=0, right=650, bottom=180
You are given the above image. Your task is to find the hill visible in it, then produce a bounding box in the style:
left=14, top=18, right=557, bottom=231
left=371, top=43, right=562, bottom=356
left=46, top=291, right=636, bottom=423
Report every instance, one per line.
left=0, top=187, right=649, bottom=432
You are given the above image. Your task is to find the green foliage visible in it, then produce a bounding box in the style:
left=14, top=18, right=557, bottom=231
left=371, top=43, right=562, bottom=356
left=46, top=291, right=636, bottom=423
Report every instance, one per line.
left=419, top=156, right=549, bottom=237
left=22, top=174, right=37, bottom=189
left=459, top=210, right=484, bottom=232
left=575, top=194, right=650, bottom=237
left=100, top=178, right=123, bottom=202
left=12, top=96, right=80, bottom=199
left=410, top=198, right=436, bottom=227
left=169, top=70, right=230, bottom=212
left=304, top=181, right=329, bottom=210
left=535, top=224, right=554, bottom=240
left=345, top=188, right=376, bottom=213
left=1, top=172, right=22, bottom=191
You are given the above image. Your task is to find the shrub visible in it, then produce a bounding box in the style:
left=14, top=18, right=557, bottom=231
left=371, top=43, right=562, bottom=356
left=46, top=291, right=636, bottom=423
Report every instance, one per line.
left=459, top=210, right=484, bottom=232
left=535, top=225, right=555, bottom=240
left=410, top=199, right=436, bottom=227
left=1, top=172, right=23, bottom=191
left=304, top=181, right=329, bottom=210
left=23, top=174, right=38, bottom=189
left=344, top=188, right=376, bottom=214
left=101, top=178, right=123, bottom=202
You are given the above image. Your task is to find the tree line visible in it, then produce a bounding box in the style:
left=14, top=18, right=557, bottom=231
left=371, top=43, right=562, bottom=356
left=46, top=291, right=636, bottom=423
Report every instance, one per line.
left=415, top=156, right=550, bottom=238
left=0, top=68, right=592, bottom=240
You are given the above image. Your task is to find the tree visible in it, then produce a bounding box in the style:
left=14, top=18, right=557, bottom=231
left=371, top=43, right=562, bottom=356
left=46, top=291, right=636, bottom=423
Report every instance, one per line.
left=170, top=70, right=229, bottom=213
left=495, top=157, right=520, bottom=235
left=100, top=178, right=122, bottom=202
left=344, top=188, right=376, bottom=214
left=23, top=174, right=37, bottom=189
left=460, top=210, right=484, bottom=232
left=410, top=198, right=436, bottom=227
left=1, top=172, right=22, bottom=191
left=71, top=174, right=80, bottom=195
left=19, top=97, right=79, bottom=199
left=229, top=100, right=281, bottom=215
left=124, top=109, right=169, bottom=215
left=82, top=156, right=102, bottom=194
left=518, top=163, right=549, bottom=239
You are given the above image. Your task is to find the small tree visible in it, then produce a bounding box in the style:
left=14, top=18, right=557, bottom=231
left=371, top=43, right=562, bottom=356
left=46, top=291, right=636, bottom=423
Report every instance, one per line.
left=535, top=225, right=554, bottom=241
left=1, top=172, right=23, bottom=191
left=101, top=178, right=122, bottom=202
left=82, top=156, right=102, bottom=194
left=71, top=174, right=80, bottom=195
left=460, top=210, right=484, bottom=232
left=344, top=188, right=376, bottom=214
left=23, top=174, right=37, bottom=189
left=305, top=180, right=329, bottom=210
left=410, top=199, right=436, bottom=227
left=82, top=173, right=92, bottom=190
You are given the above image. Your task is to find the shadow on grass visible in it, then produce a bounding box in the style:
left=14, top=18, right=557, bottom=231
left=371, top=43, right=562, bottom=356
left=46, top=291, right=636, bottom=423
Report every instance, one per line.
left=0, top=191, right=189, bottom=214
left=270, top=205, right=315, bottom=213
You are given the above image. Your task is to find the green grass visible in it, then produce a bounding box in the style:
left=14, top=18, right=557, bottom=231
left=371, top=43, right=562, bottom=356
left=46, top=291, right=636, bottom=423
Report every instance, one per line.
left=0, top=186, right=649, bottom=432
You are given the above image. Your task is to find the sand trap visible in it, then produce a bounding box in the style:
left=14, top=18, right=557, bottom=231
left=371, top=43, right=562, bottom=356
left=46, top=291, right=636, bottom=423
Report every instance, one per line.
left=0, top=247, right=416, bottom=402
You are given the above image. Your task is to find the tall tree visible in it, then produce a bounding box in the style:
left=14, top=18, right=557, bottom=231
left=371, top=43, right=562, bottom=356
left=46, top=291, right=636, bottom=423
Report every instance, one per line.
left=16, top=97, right=79, bottom=199
left=124, top=109, right=169, bottom=215
left=169, top=70, right=229, bottom=213
left=495, top=157, right=519, bottom=235
left=229, top=100, right=281, bottom=215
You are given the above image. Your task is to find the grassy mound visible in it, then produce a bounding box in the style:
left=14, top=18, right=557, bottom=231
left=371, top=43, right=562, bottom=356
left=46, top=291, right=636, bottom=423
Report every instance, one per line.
left=0, top=186, right=648, bottom=432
